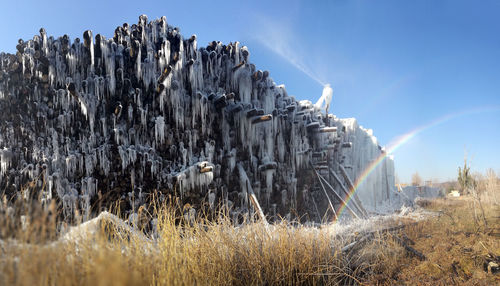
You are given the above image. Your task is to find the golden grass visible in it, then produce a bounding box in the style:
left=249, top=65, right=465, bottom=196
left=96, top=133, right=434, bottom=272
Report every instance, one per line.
left=0, top=200, right=371, bottom=286
left=367, top=197, right=500, bottom=285
left=2, top=195, right=498, bottom=285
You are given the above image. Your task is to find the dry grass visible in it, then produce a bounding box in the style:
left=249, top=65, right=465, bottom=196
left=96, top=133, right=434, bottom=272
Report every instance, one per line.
left=0, top=199, right=377, bottom=286
left=367, top=197, right=500, bottom=285
left=2, top=194, right=498, bottom=285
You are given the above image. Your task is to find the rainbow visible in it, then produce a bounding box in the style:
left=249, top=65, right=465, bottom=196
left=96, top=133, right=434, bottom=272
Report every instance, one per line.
left=334, top=105, right=500, bottom=222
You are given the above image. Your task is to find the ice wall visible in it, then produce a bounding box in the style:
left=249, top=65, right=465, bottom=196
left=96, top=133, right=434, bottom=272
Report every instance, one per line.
left=334, top=118, right=398, bottom=214
left=0, top=15, right=395, bottom=223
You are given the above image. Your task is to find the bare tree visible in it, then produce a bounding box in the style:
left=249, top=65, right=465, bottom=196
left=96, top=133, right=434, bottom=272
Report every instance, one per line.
left=411, top=172, right=422, bottom=186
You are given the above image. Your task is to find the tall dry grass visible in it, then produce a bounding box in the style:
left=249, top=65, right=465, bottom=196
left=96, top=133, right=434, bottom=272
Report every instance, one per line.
left=6, top=180, right=499, bottom=285
left=480, top=169, right=500, bottom=205
left=0, top=197, right=394, bottom=286
left=367, top=197, right=500, bottom=285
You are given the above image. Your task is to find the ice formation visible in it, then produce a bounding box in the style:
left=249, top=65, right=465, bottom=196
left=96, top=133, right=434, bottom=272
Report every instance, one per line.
left=0, top=15, right=397, bottom=223
left=314, top=84, right=333, bottom=114
left=333, top=118, right=398, bottom=214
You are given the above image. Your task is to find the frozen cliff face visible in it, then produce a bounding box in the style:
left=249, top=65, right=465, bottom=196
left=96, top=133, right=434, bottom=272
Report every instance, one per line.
left=334, top=118, right=398, bottom=214
left=0, top=15, right=394, bottom=224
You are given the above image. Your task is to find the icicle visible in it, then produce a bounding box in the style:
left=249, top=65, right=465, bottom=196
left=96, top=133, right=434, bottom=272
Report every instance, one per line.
left=0, top=148, right=12, bottom=177
left=155, top=116, right=165, bottom=144
left=139, top=107, right=147, bottom=129
left=65, top=154, right=77, bottom=177
left=128, top=104, right=133, bottom=123
left=118, top=145, right=129, bottom=172
left=135, top=41, right=142, bottom=81
left=208, top=191, right=216, bottom=209
left=179, top=143, right=187, bottom=168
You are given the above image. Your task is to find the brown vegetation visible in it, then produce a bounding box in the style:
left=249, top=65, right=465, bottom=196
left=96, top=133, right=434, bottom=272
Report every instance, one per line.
left=367, top=197, right=500, bottom=285
left=0, top=168, right=498, bottom=285
left=0, top=198, right=383, bottom=286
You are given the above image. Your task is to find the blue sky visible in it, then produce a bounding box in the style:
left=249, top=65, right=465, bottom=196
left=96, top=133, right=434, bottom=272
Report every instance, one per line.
left=1, top=0, right=499, bottom=183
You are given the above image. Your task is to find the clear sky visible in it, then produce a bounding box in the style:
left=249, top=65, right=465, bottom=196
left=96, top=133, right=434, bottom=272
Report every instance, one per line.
left=1, top=0, right=499, bottom=183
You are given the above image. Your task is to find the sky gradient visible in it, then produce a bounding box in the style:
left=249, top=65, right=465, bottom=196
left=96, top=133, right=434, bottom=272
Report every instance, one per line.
left=1, top=0, right=499, bottom=183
